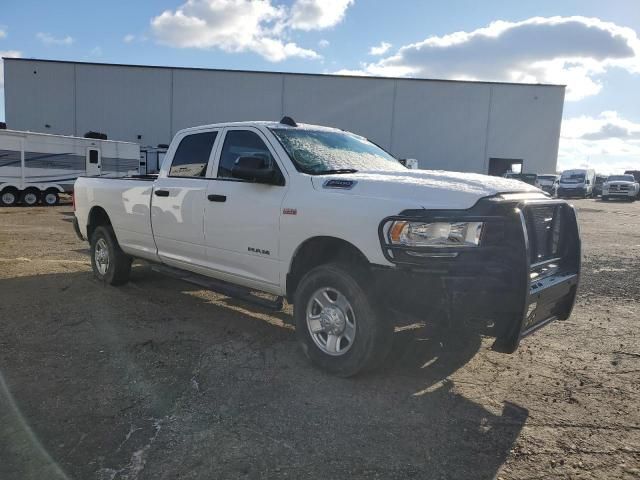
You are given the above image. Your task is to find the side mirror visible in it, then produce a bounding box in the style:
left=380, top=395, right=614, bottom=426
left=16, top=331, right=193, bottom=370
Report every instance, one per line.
left=231, top=156, right=276, bottom=184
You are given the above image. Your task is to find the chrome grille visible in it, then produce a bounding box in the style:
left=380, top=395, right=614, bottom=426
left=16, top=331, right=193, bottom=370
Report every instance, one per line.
left=609, top=184, right=629, bottom=192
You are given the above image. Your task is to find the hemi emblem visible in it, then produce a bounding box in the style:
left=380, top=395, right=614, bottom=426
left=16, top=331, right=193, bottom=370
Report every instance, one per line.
left=283, top=208, right=297, bottom=215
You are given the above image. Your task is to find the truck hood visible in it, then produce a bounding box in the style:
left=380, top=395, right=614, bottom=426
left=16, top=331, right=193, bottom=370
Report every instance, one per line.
left=310, top=169, right=542, bottom=210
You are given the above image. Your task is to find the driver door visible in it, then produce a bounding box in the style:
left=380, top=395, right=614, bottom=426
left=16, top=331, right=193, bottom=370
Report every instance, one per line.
left=203, top=127, right=288, bottom=290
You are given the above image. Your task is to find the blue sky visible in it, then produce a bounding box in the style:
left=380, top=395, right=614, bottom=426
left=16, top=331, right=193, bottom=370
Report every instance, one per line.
left=2, top=0, right=640, bottom=173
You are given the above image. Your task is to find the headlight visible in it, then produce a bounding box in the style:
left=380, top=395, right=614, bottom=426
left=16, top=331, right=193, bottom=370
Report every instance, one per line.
left=388, top=221, right=484, bottom=248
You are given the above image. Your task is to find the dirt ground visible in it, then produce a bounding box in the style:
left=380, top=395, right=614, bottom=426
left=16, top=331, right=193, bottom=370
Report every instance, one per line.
left=0, top=198, right=638, bottom=480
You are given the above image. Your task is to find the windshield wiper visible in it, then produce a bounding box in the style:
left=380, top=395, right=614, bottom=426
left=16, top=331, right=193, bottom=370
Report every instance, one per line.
left=316, top=168, right=359, bottom=175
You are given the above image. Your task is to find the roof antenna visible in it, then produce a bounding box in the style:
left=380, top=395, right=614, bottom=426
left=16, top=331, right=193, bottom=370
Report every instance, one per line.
left=280, top=116, right=297, bottom=127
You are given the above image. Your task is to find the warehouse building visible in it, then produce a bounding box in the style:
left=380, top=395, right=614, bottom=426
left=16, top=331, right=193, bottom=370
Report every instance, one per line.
left=3, top=58, right=565, bottom=176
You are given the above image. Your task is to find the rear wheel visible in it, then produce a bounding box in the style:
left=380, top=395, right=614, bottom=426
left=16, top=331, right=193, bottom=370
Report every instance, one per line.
left=42, top=189, right=60, bottom=206
left=0, top=187, right=19, bottom=206
left=294, top=263, right=393, bottom=377
left=90, top=225, right=132, bottom=285
left=20, top=188, right=40, bottom=206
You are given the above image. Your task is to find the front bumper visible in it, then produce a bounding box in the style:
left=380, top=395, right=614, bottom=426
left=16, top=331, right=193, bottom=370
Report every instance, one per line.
left=603, top=190, right=636, bottom=198
left=377, top=196, right=581, bottom=352
left=557, top=187, right=586, bottom=197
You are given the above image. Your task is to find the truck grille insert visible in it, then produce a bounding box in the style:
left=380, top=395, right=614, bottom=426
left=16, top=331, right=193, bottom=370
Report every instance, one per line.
left=523, top=204, right=564, bottom=264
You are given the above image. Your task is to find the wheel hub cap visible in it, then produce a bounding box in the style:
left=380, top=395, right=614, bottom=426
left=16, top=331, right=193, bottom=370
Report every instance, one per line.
left=306, top=287, right=356, bottom=356
left=320, top=305, right=346, bottom=335
left=95, top=238, right=110, bottom=275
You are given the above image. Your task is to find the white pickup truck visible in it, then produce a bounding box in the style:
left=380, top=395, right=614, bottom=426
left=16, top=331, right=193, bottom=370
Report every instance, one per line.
left=73, top=118, right=581, bottom=376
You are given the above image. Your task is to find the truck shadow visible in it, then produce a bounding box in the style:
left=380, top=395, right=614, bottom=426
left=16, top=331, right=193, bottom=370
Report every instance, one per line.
left=0, top=269, right=527, bottom=480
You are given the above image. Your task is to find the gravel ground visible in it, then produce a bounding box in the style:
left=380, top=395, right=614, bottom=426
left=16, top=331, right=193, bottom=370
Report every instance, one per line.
left=0, top=198, right=638, bottom=480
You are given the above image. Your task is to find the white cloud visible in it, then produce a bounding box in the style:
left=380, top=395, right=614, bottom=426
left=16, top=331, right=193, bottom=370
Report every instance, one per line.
left=289, top=0, right=353, bottom=31
left=558, top=111, right=640, bottom=174
left=123, top=34, right=136, bottom=43
left=369, top=41, right=391, bottom=56
left=36, top=32, right=74, bottom=46
left=339, top=16, right=640, bottom=101
left=318, top=39, right=330, bottom=48
left=0, top=50, right=21, bottom=88
left=151, top=0, right=353, bottom=61
left=0, top=28, right=6, bottom=39
left=90, top=46, right=103, bottom=57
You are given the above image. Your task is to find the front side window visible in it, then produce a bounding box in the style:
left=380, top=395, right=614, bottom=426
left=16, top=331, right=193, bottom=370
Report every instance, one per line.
left=169, top=131, right=217, bottom=178
left=218, top=130, right=277, bottom=180
left=270, top=128, right=403, bottom=175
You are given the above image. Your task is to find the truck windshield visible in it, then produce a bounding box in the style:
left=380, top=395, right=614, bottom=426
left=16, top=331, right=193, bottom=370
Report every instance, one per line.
left=608, top=175, right=635, bottom=182
left=561, top=173, right=585, bottom=183
left=270, top=128, right=405, bottom=175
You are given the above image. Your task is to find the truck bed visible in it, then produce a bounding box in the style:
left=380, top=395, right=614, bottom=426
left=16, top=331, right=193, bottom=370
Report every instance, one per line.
left=74, top=176, right=157, bottom=260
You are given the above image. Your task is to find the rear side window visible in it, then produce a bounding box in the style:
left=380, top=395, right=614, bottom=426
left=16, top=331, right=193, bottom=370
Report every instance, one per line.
left=169, top=131, right=217, bottom=177
left=217, top=130, right=276, bottom=180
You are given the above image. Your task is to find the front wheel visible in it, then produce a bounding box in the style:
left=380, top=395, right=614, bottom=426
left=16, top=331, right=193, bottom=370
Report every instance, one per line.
left=90, top=226, right=132, bottom=285
left=294, top=263, right=393, bottom=377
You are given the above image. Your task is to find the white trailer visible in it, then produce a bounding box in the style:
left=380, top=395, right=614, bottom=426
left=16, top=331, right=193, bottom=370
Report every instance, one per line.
left=0, top=129, right=140, bottom=206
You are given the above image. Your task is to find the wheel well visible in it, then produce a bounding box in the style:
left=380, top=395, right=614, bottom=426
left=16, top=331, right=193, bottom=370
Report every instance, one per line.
left=286, top=236, right=370, bottom=303
left=87, top=206, right=112, bottom=240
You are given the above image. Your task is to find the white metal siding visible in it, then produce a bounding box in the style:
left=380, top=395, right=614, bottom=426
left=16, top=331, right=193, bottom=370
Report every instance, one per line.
left=392, top=80, right=491, bottom=172
left=75, top=64, right=172, bottom=147
left=487, top=84, right=565, bottom=175
left=3, top=59, right=565, bottom=174
left=5, top=60, right=75, bottom=135
left=171, top=69, right=283, bottom=132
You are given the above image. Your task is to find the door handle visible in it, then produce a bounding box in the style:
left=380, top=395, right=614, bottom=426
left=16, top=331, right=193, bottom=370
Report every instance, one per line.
left=154, top=189, right=170, bottom=197
left=208, top=194, right=227, bottom=202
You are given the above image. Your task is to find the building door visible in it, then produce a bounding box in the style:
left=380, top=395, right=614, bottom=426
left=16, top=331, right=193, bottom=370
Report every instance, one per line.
left=86, top=148, right=101, bottom=176
left=489, top=158, right=523, bottom=177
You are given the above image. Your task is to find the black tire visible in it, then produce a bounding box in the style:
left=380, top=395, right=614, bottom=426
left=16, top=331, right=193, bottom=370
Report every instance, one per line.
left=602, top=196, right=609, bottom=201
left=42, top=189, right=60, bottom=206
left=0, top=187, right=19, bottom=206
left=90, top=225, right=132, bottom=286
left=294, top=263, right=393, bottom=377
left=20, top=188, right=40, bottom=206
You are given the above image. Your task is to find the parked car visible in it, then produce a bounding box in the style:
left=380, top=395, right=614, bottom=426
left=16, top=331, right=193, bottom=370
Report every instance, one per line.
left=537, top=174, right=560, bottom=197
left=73, top=118, right=581, bottom=377
left=558, top=169, right=596, bottom=198
left=624, top=170, right=640, bottom=198
left=602, top=174, right=639, bottom=201
left=593, top=175, right=607, bottom=197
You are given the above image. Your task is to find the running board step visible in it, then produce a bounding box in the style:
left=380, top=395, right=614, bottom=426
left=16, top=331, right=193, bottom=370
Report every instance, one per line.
left=150, top=264, right=284, bottom=311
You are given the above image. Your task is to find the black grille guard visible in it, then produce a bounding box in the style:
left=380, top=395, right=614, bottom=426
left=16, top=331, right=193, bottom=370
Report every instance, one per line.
left=378, top=196, right=581, bottom=352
